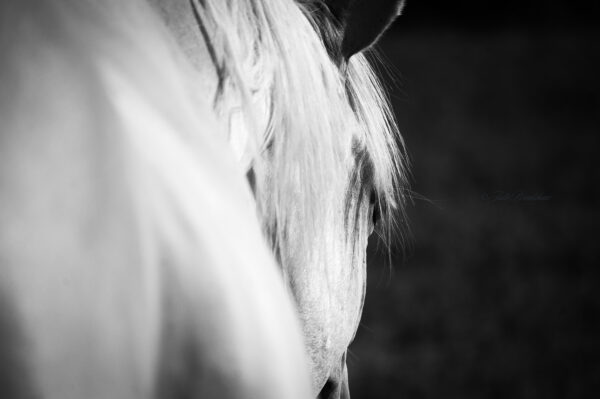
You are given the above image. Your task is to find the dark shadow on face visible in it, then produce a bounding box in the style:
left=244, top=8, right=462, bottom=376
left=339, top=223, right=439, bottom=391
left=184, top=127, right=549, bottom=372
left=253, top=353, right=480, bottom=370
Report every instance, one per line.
left=318, top=353, right=351, bottom=399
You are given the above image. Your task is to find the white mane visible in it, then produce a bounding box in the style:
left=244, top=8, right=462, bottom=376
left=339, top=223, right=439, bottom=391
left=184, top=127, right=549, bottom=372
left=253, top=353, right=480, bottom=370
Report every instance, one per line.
left=193, top=0, right=409, bottom=277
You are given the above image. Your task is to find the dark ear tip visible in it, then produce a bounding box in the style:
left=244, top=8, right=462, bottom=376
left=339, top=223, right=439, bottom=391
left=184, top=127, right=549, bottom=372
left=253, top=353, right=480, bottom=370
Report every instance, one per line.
left=337, top=0, right=406, bottom=60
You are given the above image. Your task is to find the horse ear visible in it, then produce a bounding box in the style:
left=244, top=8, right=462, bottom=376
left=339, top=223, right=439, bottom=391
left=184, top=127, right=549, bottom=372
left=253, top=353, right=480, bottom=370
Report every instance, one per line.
left=324, top=0, right=405, bottom=60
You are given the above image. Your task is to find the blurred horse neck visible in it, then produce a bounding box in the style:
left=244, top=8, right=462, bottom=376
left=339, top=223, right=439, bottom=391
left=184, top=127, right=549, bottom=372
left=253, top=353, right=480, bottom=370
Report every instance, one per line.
left=0, top=0, right=311, bottom=398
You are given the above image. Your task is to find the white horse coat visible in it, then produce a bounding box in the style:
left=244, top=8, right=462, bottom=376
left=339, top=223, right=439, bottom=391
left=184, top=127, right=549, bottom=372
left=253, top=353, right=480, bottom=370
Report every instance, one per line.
left=0, top=1, right=310, bottom=398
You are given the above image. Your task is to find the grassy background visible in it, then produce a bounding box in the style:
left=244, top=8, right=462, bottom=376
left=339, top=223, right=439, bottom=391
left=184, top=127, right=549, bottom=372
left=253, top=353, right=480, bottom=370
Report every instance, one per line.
left=348, top=27, right=599, bottom=399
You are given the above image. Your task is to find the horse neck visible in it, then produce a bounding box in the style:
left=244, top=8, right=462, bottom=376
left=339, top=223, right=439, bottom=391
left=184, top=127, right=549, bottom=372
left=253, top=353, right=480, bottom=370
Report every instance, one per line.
left=1, top=1, right=311, bottom=398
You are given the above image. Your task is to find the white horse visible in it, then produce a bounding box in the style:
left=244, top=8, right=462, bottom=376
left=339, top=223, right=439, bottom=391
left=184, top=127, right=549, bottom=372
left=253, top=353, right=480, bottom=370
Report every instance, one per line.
left=0, top=0, right=408, bottom=398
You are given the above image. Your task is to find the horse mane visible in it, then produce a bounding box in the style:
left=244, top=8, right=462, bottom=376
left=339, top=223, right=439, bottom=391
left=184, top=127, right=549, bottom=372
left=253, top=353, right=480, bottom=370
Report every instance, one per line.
left=193, top=0, right=409, bottom=276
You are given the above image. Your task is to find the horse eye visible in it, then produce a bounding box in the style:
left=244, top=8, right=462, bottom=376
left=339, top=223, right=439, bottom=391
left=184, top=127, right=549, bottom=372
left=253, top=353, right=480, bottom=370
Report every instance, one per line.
left=369, top=189, right=381, bottom=227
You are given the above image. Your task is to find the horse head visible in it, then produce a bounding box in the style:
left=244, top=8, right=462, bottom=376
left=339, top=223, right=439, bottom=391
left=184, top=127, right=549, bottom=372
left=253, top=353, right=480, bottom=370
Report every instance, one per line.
left=264, top=2, right=408, bottom=397
left=157, top=0, right=409, bottom=396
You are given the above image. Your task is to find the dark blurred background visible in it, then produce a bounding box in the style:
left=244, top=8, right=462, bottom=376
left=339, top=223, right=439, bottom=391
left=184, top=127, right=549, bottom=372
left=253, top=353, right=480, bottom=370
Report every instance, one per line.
left=350, top=1, right=600, bottom=398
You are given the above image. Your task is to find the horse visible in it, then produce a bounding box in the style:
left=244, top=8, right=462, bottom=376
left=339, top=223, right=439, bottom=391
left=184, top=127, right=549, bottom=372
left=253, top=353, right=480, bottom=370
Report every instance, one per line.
left=0, top=0, right=408, bottom=398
